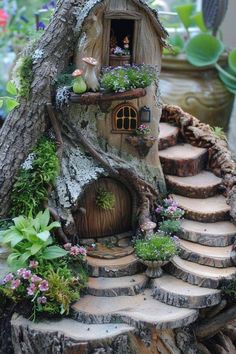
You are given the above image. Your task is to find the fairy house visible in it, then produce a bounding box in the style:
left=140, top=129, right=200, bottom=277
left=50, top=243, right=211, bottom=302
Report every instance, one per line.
left=51, top=0, right=168, bottom=241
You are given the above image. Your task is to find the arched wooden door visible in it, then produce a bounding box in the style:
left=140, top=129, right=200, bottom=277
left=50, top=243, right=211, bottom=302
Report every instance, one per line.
left=74, top=178, right=133, bottom=238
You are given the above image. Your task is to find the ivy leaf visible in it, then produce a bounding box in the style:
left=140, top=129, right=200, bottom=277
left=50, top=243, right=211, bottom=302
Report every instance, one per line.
left=6, top=81, right=17, bottom=96
left=5, top=98, right=19, bottom=112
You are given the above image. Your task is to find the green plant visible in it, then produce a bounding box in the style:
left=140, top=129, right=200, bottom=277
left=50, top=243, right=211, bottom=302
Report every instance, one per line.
left=11, top=137, right=59, bottom=216
left=96, top=189, right=115, bottom=210
left=0, top=209, right=67, bottom=269
left=135, top=124, right=151, bottom=137
left=0, top=255, right=87, bottom=322
left=155, top=197, right=185, bottom=220
left=162, top=3, right=236, bottom=94
left=0, top=81, right=19, bottom=112
left=135, top=234, right=179, bottom=261
left=101, top=64, right=157, bottom=93
left=158, top=219, right=182, bottom=236
left=220, top=276, right=236, bottom=299
left=211, top=126, right=227, bottom=141
left=16, top=56, right=33, bottom=98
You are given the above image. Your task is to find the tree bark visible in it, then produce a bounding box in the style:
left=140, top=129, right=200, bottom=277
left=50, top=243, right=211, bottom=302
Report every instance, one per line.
left=0, top=0, right=81, bottom=217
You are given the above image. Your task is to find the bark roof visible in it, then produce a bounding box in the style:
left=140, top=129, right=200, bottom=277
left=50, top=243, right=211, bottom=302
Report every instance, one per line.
left=76, top=0, right=168, bottom=46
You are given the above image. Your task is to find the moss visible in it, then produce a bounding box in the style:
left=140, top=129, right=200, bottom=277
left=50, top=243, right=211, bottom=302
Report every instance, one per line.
left=96, top=189, right=115, bottom=210
left=10, top=137, right=60, bottom=217
left=17, top=56, right=33, bottom=98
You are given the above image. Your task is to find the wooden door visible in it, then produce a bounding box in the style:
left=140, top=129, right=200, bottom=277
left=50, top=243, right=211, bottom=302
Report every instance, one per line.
left=74, top=178, right=132, bottom=238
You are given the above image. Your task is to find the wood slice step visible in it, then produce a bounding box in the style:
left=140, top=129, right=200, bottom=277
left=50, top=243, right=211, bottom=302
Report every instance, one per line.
left=87, top=243, right=134, bottom=259
left=87, top=254, right=142, bottom=278
left=166, top=256, right=236, bottom=288
left=72, top=290, right=198, bottom=330
left=159, top=143, right=208, bottom=177
left=166, top=171, right=222, bottom=198
left=12, top=315, right=135, bottom=344
left=179, top=239, right=235, bottom=268
left=87, top=274, right=148, bottom=297
left=179, top=219, right=236, bottom=247
left=172, top=194, right=230, bottom=222
left=158, top=123, right=179, bottom=150
left=151, top=274, right=221, bottom=309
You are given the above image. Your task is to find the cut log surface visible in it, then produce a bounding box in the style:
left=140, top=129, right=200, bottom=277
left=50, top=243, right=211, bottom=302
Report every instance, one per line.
left=172, top=194, right=230, bottom=222
left=151, top=274, right=221, bottom=309
left=180, top=219, right=236, bottom=247
left=166, top=171, right=222, bottom=198
left=179, top=239, right=235, bottom=268
left=87, top=274, right=148, bottom=297
left=72, top=290, right=198, bottom=329
left=158, top=122, right=179, bottom=151
left=159, top=143, right=208, bottom=176
left=166, top=256, right=236, bottom=288
left=87, top=254, right=142, bottom=277
left=11, top=315, right=135, bottom=342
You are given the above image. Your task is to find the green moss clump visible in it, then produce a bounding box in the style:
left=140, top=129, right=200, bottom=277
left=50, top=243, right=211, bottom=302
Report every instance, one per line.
left=96, top=189, right=115, bottom=210
left=17, top=56, right=33, bottom=98
left=10, top=137, right=59, bottom=217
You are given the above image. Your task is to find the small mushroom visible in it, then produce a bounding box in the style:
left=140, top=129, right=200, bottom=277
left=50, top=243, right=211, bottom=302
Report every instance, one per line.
left=82, top=57, right=100, bottom=92
left=140, top=221, right=156, bottom=232
left=72, top=69, right=87, bottom=94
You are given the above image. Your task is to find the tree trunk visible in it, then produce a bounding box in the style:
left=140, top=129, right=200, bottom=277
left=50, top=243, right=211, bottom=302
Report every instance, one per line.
left=0, top=0, right=81, bottom=217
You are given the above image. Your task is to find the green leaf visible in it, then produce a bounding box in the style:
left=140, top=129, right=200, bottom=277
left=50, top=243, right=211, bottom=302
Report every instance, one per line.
left=6, top=81, right=17, bottom=96
left=0, top=100, right=3, bottom=108
left=37, top=209, right=50, bottom=228
left=41, top=245, right=68, bottom=260
left=5, top=97, right=19, bottom=112
left=13, top=215, right=28, bottom=231
left=1, top=229, right=22, bottom=246
left=7, top=252, right=20, bottom=266
left=36, top=230, right=50, bottom=242
left=30, top=243, right=43, bottom=255
left=165, top=34, right=185, bottom=55
left=19, top=251, right=31, bottom=264
left=216, top=64, right=236, bottom=94
left=228, top=48, right=236, bottom=75
left=46, top=221, right=60, bottom=231
left=191, top=11, right=207, bottom=32
left=186, top=33, right=224, bottom=67
left=176, top=4, right=195, bottom=30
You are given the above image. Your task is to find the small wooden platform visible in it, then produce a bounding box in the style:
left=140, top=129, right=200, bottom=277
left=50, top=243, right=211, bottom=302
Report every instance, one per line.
left=87, top=243, right=134, bottom=259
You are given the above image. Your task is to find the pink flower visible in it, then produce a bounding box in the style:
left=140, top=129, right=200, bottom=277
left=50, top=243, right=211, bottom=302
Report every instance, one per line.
left=27, top=283, right=37, bottom=296
left=70, top=246, right=80, bottom=256
left=4, top=273, right=14, bottom=283
left=0, top=9, right=8, bottom=28
left=31, top=275, right=42, bottom=283
left=38, top=280, right=49, bottom=292
left=11, top=279, right=21, bottom=290
left=155, top=207, right=163, bottom=214
left=29, top=261, right=39, bottom=269
left=167, top=206, right=177, bottom=213
left=37, top=296, right=47, bottom=304
left=63, top=243, right=72, bottom=251
left=78, top=247, right=87, bottom=256
left=22, top=269, right=31, bottom=280
left=17, top=268, right=26, bottom=277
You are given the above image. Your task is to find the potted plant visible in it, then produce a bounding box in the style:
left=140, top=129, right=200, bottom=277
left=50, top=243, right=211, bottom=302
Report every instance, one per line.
left=126, top=124, right=157, bottom=158
left=134, top=234, right=179, bottom=278
left=158, top=1, right=235, bottom=131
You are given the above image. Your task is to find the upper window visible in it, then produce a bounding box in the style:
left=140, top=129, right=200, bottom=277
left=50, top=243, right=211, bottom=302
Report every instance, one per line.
left=112, top=103, right=138, bottom=133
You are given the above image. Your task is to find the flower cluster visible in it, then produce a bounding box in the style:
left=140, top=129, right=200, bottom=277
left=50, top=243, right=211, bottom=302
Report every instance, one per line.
left=0, top=9, right=8, bottom=27
left=112, top=46, right=130, bottom=56
left=63, top=243, right=87, bottom=260
left=155, top=198, right=184, bottom=220
left=2, top=262, right=49, bottom=307
left=21, top=152, right=36, bottom=170
left=135, top=124, right=151, bottom=137
left=101, top=64, right=157, bottom=93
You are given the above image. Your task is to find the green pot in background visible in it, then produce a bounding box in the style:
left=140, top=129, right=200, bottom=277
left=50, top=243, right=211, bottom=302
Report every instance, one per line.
left=160, top=54, right=235, bottom=131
